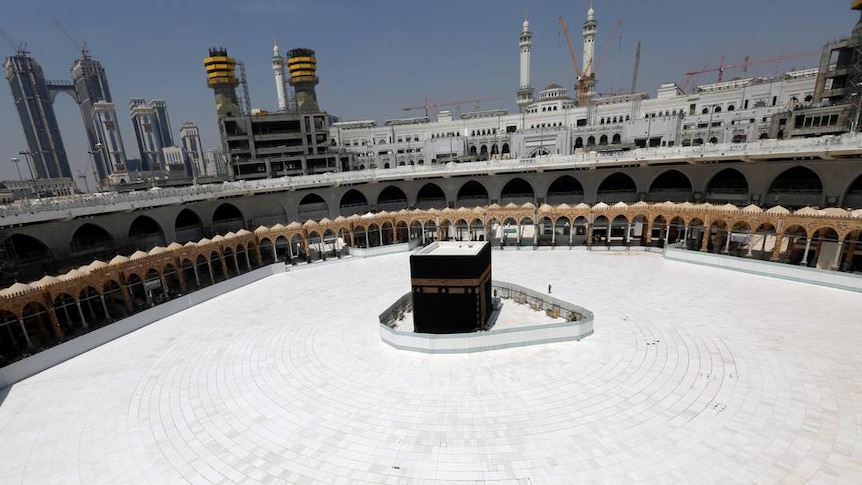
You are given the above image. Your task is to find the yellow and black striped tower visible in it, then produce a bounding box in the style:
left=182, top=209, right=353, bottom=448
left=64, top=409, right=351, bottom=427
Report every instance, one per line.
left=287, top=48, right=320, bottom=113
left=203, top=47, right=240, bottom=117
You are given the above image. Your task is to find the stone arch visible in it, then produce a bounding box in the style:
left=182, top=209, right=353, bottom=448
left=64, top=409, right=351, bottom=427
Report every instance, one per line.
left=163, top=263, right=183, bottom=296
left=377, top=186, right=409, bottom=212
left=647, top=170, right=693, bottom=202
left=102, top=279, right=127, bottom=319
left=395, top=221, right=409, bottom=243
left=416, top=183, right=446, bottom=209
left=195, top=254, right=214, bottom=287
left=339, top=189, right=369, bottom=216
left=574, top=137, right=584, bottom=149
left=212, top=202, right=245, bottom=234
left=367, top=223, right=382, bottom=247
left=546, top=175, right=585, bottom=205
left=2, top=233, right=54, bottom=283
left=125, top=271, right=149, bottom=310
left=53, top=292, right=87, bottom=338
left=128, top=215, right=166, bottom=251
left=597, top=173, right=637, bottom=202
left=79, top=285, right=109, bottom=329
left=0, top=309, right=29, bottom=363
left=22, top=301, right=55, bottom=350
left=705, top=168, right=749, bottom=205
left=457, top=180, right=490, bottom=207
left=500, top=177, right=535, bottom=205
left=843, top=172, right=862, bottom=208
left=766, top=166, right=823, bottom=209
left=209, top=251, right=226, bottom=282
left=297, top=193, right=329, bottom=221
left=70, top=223, right=115, bottom=266
left=174, top=208, right=204, bottom=243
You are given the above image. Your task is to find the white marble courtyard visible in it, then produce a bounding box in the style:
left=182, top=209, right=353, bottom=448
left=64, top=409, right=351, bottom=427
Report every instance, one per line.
left=1, top=250, right=861, bottom=484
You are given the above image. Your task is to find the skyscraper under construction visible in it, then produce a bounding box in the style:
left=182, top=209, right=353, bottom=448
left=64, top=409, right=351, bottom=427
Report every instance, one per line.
left=4, top=47, right=72, bottom=179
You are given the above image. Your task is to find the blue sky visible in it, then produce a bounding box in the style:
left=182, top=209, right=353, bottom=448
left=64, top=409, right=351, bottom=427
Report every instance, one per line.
left=0, top=0, right=855, bottom=187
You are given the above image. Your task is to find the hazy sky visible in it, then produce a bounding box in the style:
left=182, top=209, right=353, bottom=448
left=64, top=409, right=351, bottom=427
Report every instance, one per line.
left=0, top=0, right=855, bottom=188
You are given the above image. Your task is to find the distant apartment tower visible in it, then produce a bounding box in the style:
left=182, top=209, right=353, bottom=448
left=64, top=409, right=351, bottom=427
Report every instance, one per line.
left=4, top=49, right=72, bottom=178
left=72, top=47, right=127, bottom=180
left=179, top=122, right=208, bottom=176
left=151, top=99, right=174, bottom=147
left=206, top=148, right=228, bottom=176
left=162, top=146, right=188, bottom=177
left=92, top=101, right=128, bottom=173
left=129, top=97, right=165, bottom=171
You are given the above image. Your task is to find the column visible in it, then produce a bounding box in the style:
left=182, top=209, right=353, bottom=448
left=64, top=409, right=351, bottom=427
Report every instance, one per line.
left=232, top=252, right=239, bottom=273
left=759, top=231, right=768, bottom=259
left=569, top=225, right=573, bottom=244
left=771, top=233, right=784, bottom=262
left=644, top=220, right=652, bottom=244
left=47, top=308, right=64, bottom=340
left=800, top=237, right=812, bottom=266
left=100, top=294, right=110, bottom=320
left=288, top=242, right=294, bottom=260
left=17, top=318, right=33, bottom=349
left=724, top=230, right=732, bottom=254
left=193, top=265, right=201, bottom=287
left=700, top=226, right=710, bottom=252
left=746, top=231, right=754, bottom=257
left=830, top=237, right=845, bottom=270
left=272, top=243, right=278, bottom=262
left=245, top=249, right=251, bottom=270
left=664, top=223, right=671, bottom=244
left=379, top=229, right=383, bottom=246
left=551, top=225, right=556, bottom=245
left=625, top=223, right=631, bottom=245
left=683, top=225, right=690, bottom=249
left=75, top=300, right=90, bottom=331
left=208, top=260, right=215, bottom=282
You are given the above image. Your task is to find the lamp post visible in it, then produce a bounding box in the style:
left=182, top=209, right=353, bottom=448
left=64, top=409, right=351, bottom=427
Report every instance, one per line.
left=88, top=142, right=103, bottom=192
left=10, top=157, right=26, bottom=200
left=18, top=150, right=38, bottom=198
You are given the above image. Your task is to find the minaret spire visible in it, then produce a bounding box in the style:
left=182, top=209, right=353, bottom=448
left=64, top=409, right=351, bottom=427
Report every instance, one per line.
left=516, top=12, right=534, bottom=113
left=581, top=1, right=598, bottom=100
left=271, top=35, right=288, bottom=111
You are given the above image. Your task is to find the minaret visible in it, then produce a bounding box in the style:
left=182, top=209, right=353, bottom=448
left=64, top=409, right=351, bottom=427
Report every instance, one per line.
left=581, top=1, right=598, bottom=99
left=516, top=13, right=535, bottom=113
left=272, top=36, right=288, bottom=111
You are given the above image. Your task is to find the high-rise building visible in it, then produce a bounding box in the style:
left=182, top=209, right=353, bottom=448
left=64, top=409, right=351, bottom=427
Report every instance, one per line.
left=151, top=99, right=174, bottom=148
left=179, top=122, right=207, bottom=176
left=71, top=46, right=127, bottom=181
left=161, top=146, right=188, bottom=177
left=4, top=49, right=72, bottom=179
left=92, top=101, right=128, bottom=174
left=129, top=98, right=165, bottom=171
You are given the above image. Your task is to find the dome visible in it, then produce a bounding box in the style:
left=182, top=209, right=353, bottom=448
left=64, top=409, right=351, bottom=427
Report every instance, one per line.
left=0, top=282, right=32, bottom=297
left=820, top=207, right=849, bottom=217
left=148, top=246, right=168, bottom=255
left=254, top=225, right=270, bottom=234
left=236, top=229, right=252, bottom=236
left=592, top=202, right=609, bottom=210
left=88, top=260, right=109, bottom=271
left=765, top=205, right=791, bottom=215
left=61, top=268, right=86, bottom=281
left=167, top=242, right=183, bottom=251
left=31, top=275, right=59, bottom=289
left=109, top=255, right=129, bottom=266
left=129, top=250, right=149, bottom=260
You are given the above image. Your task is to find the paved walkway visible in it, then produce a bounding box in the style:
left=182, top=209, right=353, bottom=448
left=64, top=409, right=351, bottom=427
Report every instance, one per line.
left=1, top=251, right=861, bottom=484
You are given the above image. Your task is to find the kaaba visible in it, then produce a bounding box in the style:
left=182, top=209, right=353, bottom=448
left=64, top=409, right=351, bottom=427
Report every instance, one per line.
left=410, top=241, right=492, bottom=334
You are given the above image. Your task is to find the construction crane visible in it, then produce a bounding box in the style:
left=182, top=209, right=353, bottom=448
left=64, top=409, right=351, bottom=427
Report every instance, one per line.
left=681, top=49, right=821, bottom=92
left=631, top=41, right=641, bottom=94
left=237, top=61, right=252, bottom=116
left=52, top=17, right=89, bottom=57
left=558, top=16, right=587, bottom=106
left=0, top=27, right=28, bottom=55
left=403, top=96, right=505, bottom=118
left=586, top=20, right=623, bottom=76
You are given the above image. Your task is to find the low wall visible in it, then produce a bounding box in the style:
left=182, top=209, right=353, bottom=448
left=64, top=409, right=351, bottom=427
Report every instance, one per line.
left=379, top=280, right=594, bottom=354
left=349, top=239, right=420, bottom=258
left=664, top=246, right=862, bottom=293
left=0, top=264, right=285, bottom=389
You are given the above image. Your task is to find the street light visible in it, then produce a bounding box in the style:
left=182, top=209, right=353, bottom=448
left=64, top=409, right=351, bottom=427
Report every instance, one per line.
left=10, top=157, right=26, bottom=200
left=88, top=142, right=103, bottom=192
left=18, top=150, right=38, bottom=198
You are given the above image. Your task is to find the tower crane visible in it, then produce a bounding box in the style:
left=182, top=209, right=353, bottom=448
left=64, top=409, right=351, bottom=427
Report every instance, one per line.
left=52, top=17, right=89, bottom=57
left=681, top=49, right=821, bottom=92
left=558, top=16, right=587, bottom=106
left=402, top=96, right=505, bottom=118
left=631, top=41, right=641, bottom=94
left=0, top=27, right=28, bottom=55
left=585, top=20, right=623, bottom=76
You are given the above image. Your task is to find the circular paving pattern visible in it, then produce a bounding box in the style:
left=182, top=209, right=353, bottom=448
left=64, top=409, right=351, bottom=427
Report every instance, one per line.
left=1, top=251, right=861, bottom=484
